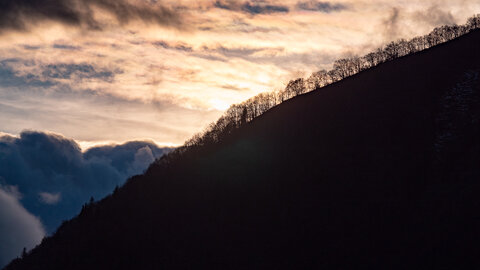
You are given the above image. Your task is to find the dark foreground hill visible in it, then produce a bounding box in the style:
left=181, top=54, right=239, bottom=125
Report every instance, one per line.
left=5, top=30, right=480, bottom=270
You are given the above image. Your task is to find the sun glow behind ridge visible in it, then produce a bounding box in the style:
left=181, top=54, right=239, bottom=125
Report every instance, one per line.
left=0, top=0, right=479, bottom=146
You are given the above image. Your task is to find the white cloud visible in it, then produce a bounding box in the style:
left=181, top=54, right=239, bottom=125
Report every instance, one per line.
left=38, top=192, right=62, bottom=205
left=129, top=146, right=155, bottom=175
left=0, top=187, right=45, bottom=268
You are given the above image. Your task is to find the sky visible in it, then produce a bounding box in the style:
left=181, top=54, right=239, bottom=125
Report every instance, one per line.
left=1, top=0, right=480, bottom=267
left=0, top=0, right=479, bottom=148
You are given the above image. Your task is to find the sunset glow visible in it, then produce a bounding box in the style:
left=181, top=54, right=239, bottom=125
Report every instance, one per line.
left=1, top=0, right=479, bottom=146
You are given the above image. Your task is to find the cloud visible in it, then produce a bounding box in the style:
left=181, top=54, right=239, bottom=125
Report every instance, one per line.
left=383, top=7, right=400, bottom=40
left=413, top=6, right=456, bottom=27
left=196, top=44, right=336, bottom=71
left=152, top=41, right=193, bottom=52
left=0, top=0, right=184, bottom=32
left=380, top=5, right=457, bottom=41
left=0, top=130, right=173, bottom=235
left=38, top=192, right=61, bottom=204
left=224, top=19, right=281, bottom=33
left=242, top=2, right=289, bottom=14
left=220, top=83, right=251, bottom=91
left=192, top=45, right=269, bottom=62
left=0, top=186, right=46, bottom=268
left=191, top=53, right=228, bottom=62
left=52, top=44, right=81, bottom=50
left=130, top=146, right=156, bottom=175
left=0, top=59, right=56, bottom=88
left=296, top=1, right=347, bottom=13
left=22, top=45, right=42, bottom=51
left=41, top=63, right=116, bottom=81
left=209, top=46, right=265, bottom=58
left=214, top=0, right=289, bottom=15
left=0, top=59, right=121, bottom=89
left=83, top=140, right=170, bottom=176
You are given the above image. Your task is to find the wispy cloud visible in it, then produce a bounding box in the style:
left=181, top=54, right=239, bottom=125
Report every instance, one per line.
left=38, top=192, right=61, bottom=205
left=296, top=1, right=347, bottom=13
left=41, top=63, right=117, bottom=81
left=214, top=0, right=289, bottom=15
left=0, top=59, right=56, bottom=88
left=0, top=59, right=121, bottom=90
left=0, top=0, right=184, bottom=32
left=53, top=44, right=81, bottom=50
left=383, top=7, right=401, bottom=39
left=152, top=41, right=194, bottom=52
left=413, top=5, right=456, bottom=26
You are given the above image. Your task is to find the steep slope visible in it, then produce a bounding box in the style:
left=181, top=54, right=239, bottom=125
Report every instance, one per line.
left=5, top=30, right=480, bottom=270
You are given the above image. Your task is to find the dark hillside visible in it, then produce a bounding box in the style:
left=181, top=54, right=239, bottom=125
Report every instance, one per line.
left=5, top=30, right=480, bottom=269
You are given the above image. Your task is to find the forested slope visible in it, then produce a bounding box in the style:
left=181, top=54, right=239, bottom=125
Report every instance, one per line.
left=4, top=29, right=480, bottom=270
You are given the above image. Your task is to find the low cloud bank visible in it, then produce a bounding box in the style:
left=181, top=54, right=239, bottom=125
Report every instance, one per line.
left=0, top=130, right=172, bottom=266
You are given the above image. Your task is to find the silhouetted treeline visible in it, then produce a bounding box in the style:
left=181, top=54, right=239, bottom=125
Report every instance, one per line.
left=154, top=14, right=480, bottom=167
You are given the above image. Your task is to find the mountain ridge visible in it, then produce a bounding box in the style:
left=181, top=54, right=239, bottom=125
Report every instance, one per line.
left=5, top=29, right=480, bottom=270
